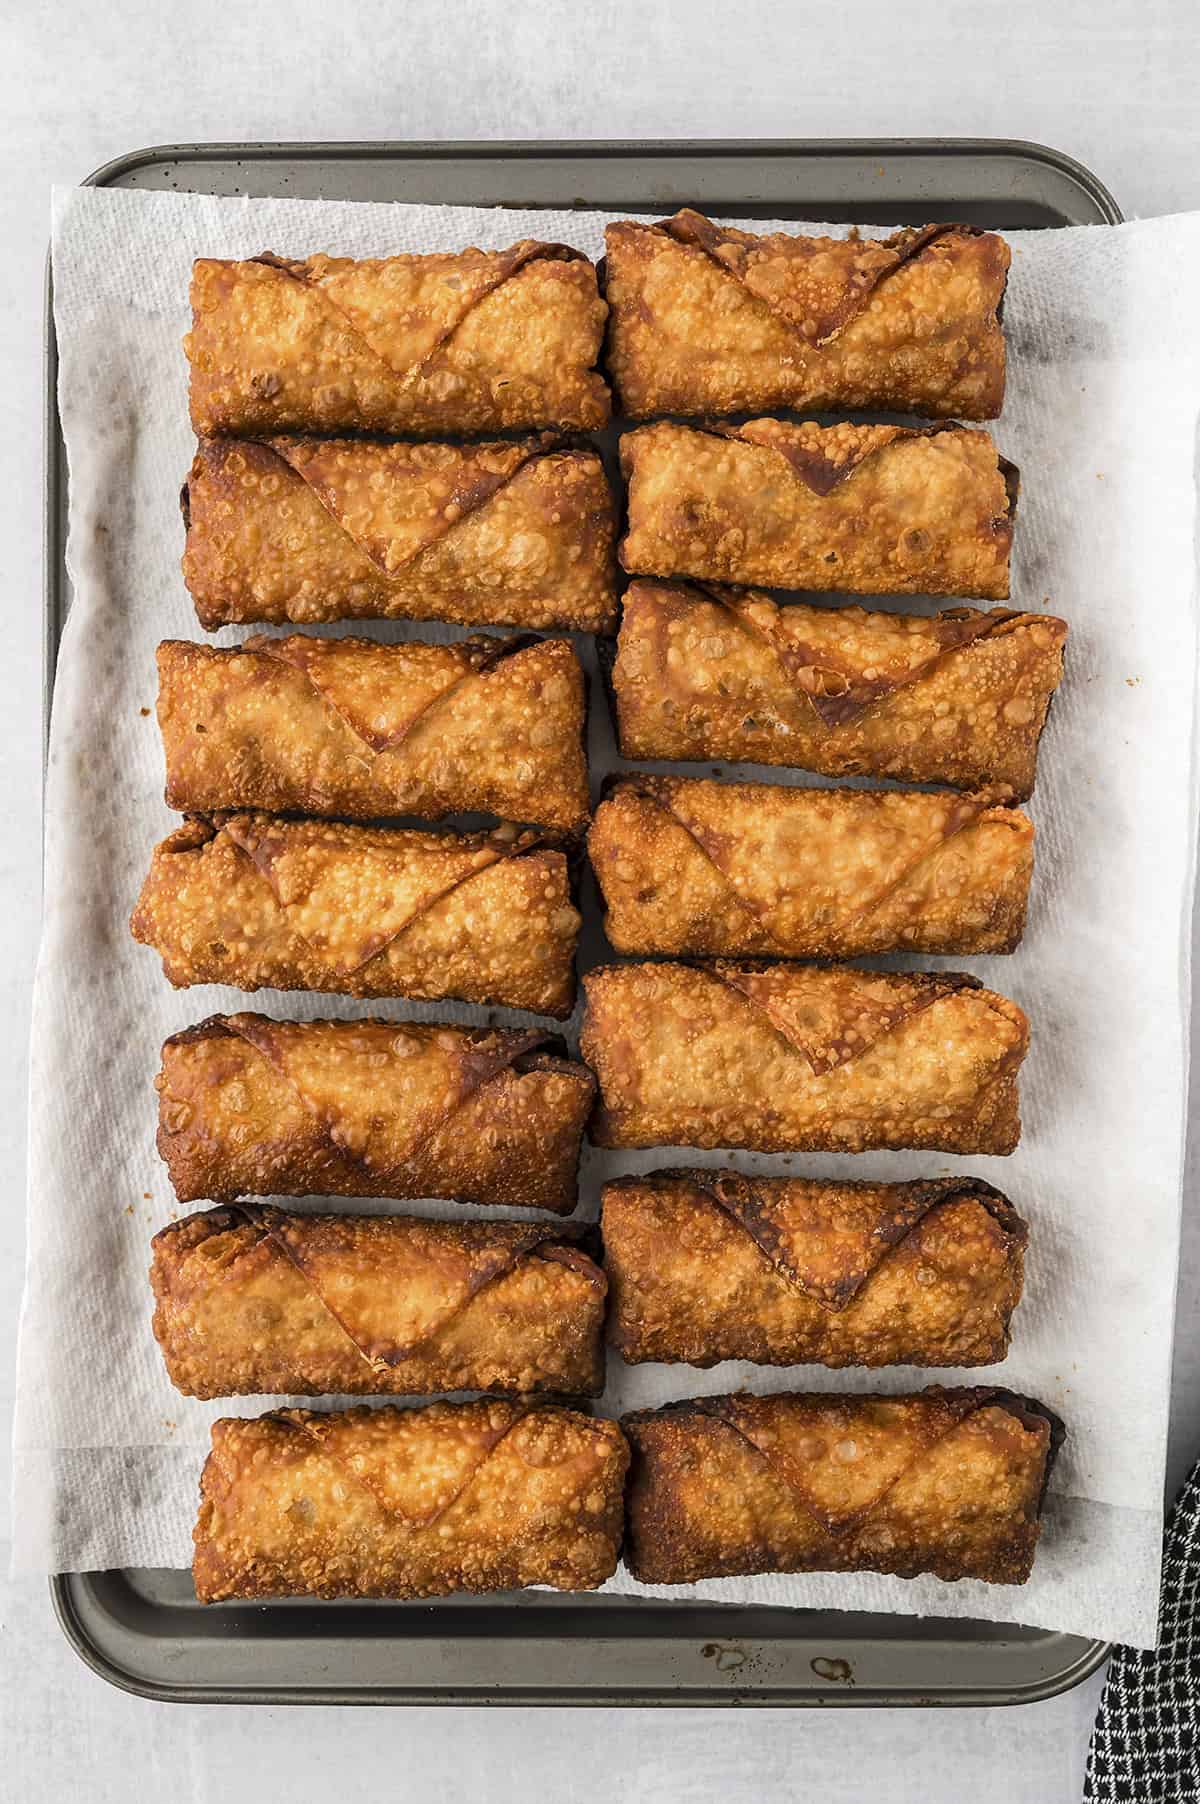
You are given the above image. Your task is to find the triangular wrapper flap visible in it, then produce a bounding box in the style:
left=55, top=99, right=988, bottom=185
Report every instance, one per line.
left=656, top=212, right=996, bottom=347
left=682, top=584, right=1043, bottom=729
left=222, top=1014, right=546, bottom=1175
left=696, top=1172, right=968, bottom=1308
left=704, top=420, right=980, bottom=499
left=620, top=775, right=996, bottom=946
left=257, top=243, right=582, bottom=385
left=711, top=962, right=973, bottom=1075
left=237, top=1205, right=566, bottom=1365
left=267, top=435, right=553, bottom=577
left=281, top=1400, right=527, bottom=1528
left=698, top=1390, right=989, bottom=1532
left=223, top=815, right=537, bottom=975
left=244, top=632, right=523, bottom=755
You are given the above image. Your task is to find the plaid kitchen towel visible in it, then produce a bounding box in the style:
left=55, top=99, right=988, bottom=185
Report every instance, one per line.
left=1087, top=1461, right=1200, bottom=1800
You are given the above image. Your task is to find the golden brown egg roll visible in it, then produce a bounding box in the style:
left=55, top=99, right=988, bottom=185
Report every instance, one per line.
left=193, top=1399, right=630, bottom=1602
left=581, top=961, right=1028, bottom=1155
left=130, top=815, right=580, bottom=1016
left=604, top=212, right=1009, bottom=420
left=156, top=634, right=590, bottom=833
left=152, top=1206, right=607, bottom=1400
left=608, top=580, right=1067, bottom=802
left=186, top=245, right=610, bottom=437
left=155, top=1014, right=594, bottom=1212
left=589, top=776, right=1034, bottom=958
left=181, top=436, right=618, bottom=632
left=602, top=1171, right=1026, bottom=1370
left=622, top=1388, right=1054, bottom=1586
left=619, top=420, right=1015, bottom=599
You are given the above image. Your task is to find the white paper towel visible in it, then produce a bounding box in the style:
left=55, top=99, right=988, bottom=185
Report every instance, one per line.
left=13, top=184, right=1200, bottom=1648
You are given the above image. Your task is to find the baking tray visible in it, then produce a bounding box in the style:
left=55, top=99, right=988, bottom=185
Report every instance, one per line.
left=45, top=138, right=1120, bottom=1707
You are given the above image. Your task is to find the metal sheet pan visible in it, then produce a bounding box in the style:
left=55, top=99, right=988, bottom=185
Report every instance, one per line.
left=44, top=137, right=1120, bottom=1708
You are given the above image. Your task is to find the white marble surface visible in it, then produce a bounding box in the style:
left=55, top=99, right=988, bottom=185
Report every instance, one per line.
left=4, top=2, right=1200, bottom=1796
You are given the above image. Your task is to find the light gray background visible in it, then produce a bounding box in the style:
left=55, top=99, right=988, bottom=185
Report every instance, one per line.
left=4, top=2, right=1200, bottom=1797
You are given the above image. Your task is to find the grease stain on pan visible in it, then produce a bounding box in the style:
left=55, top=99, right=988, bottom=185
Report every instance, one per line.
left=700, top=1640, right=749, bottom=1674
left=811, top=1656, right=855, bottom=1686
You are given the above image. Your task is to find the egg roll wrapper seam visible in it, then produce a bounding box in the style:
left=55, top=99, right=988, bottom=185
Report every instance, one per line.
left=181, top=437, right=618, bottom=633
left=604, top=212, right=1008, bottom=420
left=580, top=961, right=1029, bottom=1154
left=151, top=1206, right=606, bottom=1399
left=186, top=245, right=611, bottom=438
left=601, top=1171, right=1026, bottom=1368
left=155, top=1014, right=594, bottom=1212
left=590, top=776, right=1034, bottom=957
left=622, top=1387, right=1052, bottom=1586
left=193, top=1400, right=630, bottom=1601
left=129, top=814, right=580, bottom=1017
left=157, top=634, right=590, bottom=832
left=619, top=420, right=1013, bottom=599
left=610, top=580, right=1066, bottom=801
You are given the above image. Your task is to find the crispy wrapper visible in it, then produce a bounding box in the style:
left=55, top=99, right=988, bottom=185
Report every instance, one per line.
left=186, top=246, right=610, bottom=437
left=604, top=212, right=1009, bottom=420
left=152, top=1206, right=607, bottom=1399
left=156, top=634, right=590, bottom=833
left=602, top=1171, right=1026, bottom=1369
left=193, top=1399, right=630, bottom=1602
left=581, top=961, right=1029, bottom=1155
left=622, top=1387, right=1054, bottom=1586
left=590, top=776, right=1034, bottom=958
left=129, top=815, right=580, bottom=1016
left=181, top=436, right=617, bottom=632
left=609, top=580, right=1066, bottom=801
left=619, top=420, right=1015, bottom=600
left=155, top=1014, right=594, bottom=1212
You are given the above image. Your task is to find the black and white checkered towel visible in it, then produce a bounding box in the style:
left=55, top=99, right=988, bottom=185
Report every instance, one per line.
left=1086, top=1461, right=1200, bottom=1800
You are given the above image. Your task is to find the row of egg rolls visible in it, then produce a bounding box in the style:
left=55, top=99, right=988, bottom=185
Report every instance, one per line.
left=153, top=1172, right=1026, bottom=1400
left=185, top=215, right=1008, bottom=440
left=192, top=1386, right=1052, bottom=1600
left=178, top=420, right=1014, bottom=632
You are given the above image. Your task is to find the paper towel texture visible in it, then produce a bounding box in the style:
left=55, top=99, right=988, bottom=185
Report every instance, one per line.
left=14, top=185, right=1200, bottom=1646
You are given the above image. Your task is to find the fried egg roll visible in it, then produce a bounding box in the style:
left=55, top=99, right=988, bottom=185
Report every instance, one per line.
left=152, top=1207, right=606, bottom=1399
left=619, top=420, right=1015, bottom=599
left=155, top=1014, right=594, bottom=1212
left=181, top=436, right=617, bottom=632
left=581, top=962, right=1028, bottom=1155
left=193, top=1400, right=630, bottom=1602
left=186, top=245, right=610, bottom=437
left=590, top=776, right=1033, bottom=958
left=130, top=815, right=579, bottom=1016
left=156, top=634, right=589, bottom=833
left=604, top=212, right=1009, bottom=420
left=622, top=1388, right=1053, bottom=1586
left=609, top=580, right=1067, bottom=802
left=603, top=1171, right=1026, bottom=1369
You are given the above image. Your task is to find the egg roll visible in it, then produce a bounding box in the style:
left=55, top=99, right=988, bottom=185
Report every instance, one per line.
left=155, top=1014, right=594, bottom=1212
left=156, top=634, right=589, bottom=833
left=193, top=1399, right=630, bottom=1602
left=604, top=211, right=1009, bottom=420
left=622, top=1388, right=1054, bottom=1586
left=130, top=815, right=579, bottom=1017
left=590, top=776, right=1033, bottom=958
left=185, top=245, right=610, bottom=437
left=608, top=579, right=1067, bottom=802
left=581, top=961, right=1028, bottom=1155
left=602, top=1171, right=1026, bottom=1370
left=619, top=420, right=1015, bottom=600
left=181, top=436, right=617, bottom=632
left=152, top=1206, right=606, bottom=1399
